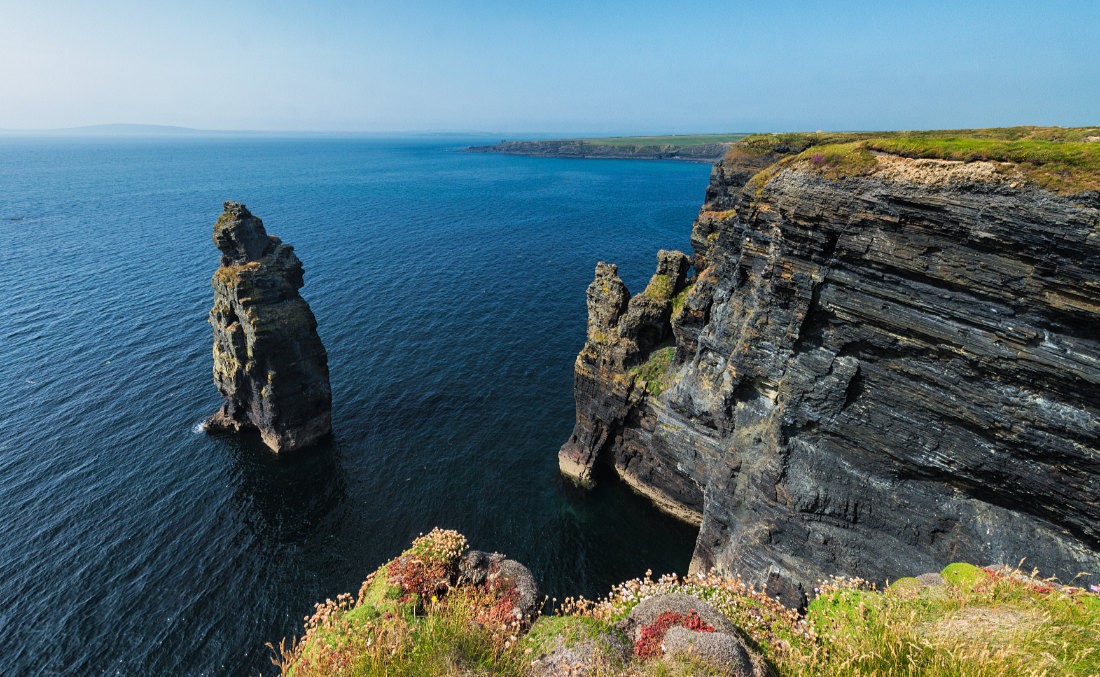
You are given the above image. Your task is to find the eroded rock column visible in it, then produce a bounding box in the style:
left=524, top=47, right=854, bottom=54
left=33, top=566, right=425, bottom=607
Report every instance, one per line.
left=558, top=250, right=691, bottom=486
left=205, top=201, right=332, bottom=453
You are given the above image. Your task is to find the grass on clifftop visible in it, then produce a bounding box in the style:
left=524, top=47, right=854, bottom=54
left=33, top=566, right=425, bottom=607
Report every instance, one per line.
left=578, top=133, right=747, bottom=146
left=273, top=531, right=1100, bottom=676
left=731, top=126, right=1100, bottom=194
left=562, top=563, right=1100, bottom=676
left=864, top=136, right=1100, bottom=193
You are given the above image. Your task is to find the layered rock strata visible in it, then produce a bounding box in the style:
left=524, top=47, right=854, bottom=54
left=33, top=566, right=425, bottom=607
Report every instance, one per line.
left=205, top=202, right=331, bottom=453
left=560, top=148, right=1100, bottom=605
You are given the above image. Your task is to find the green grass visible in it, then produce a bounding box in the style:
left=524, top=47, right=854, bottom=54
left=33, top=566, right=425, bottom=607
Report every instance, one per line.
left=940, top=562, right=988, bottom=588
left=671, top=283, right=694, bottom=314
left=275, top=531, right=1100, bottom=677
left=734, top=126, right=1100, bottom=153
left=351, top=590, right=524, bottom=676
left=865, top=136, right=1100, bottom=193
left=519, top=615, right=613, bottom=656
left=578, top=133, right=748, bottom=146
left=728, top=126, right=1100, bottom=194
left=642, top=273, right=675, bottom=303
left=794, top=566, right=1100, bottom=676
left=796, top=143, right=879, bottom=179
left=630, top=346, right=676, bottom=396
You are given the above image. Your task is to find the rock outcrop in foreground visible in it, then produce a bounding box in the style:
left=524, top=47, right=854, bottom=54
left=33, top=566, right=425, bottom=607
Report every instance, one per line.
left=275, top=529, right=1100, bottom=675
left=560, top=128, right=1100, bottom=605
left=205, top=202, right=331, bottom=453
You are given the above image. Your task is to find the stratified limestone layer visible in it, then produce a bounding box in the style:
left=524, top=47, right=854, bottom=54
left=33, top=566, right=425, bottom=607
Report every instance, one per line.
left=205, top=202, right=331, bottom=453
left=561, top=141, right=1100, bottom=606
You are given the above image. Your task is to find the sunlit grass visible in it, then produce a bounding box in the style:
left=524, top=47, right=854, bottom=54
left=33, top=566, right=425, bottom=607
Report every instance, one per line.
left=630, top=346, right=675, bottom=396
left=271, top=530, right=1100, bottom=676
left=578, top=133, right=748, bottom=146
left=729, top=126, right=1100, bottom=194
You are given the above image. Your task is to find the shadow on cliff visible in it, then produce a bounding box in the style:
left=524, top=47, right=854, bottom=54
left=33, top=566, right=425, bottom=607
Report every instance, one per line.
left=220, top=434, right=347, bottom=543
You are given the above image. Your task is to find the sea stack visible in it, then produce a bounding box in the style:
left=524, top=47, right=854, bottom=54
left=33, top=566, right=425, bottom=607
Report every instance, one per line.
left=205, top=201, right=332, bottom=453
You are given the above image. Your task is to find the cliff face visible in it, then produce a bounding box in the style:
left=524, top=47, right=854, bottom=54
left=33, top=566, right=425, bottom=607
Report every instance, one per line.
left=560, top=146, right=1100, bottom=604
left=205, top=202, right=332, bottom=453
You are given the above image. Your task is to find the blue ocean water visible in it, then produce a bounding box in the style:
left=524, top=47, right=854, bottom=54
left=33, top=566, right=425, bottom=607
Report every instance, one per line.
left=0, top=135, right=709, bottom=675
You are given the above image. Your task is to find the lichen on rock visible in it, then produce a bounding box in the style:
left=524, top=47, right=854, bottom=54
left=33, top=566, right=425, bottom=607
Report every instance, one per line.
left=204, top=201, right=331, bottom=453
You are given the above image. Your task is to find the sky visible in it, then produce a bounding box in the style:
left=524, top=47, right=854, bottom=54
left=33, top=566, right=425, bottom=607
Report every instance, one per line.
left=0, top=0, right=1097, bottom=134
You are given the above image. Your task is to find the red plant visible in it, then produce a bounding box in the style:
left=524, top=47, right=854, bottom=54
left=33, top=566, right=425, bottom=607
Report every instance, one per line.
left=474, top=580, right=521, bottom=630
left=387, top=557, right=450, bottom=599
left=982, top=567, right=1054, bottom=595
left=633, top=610, right=715, bottom=658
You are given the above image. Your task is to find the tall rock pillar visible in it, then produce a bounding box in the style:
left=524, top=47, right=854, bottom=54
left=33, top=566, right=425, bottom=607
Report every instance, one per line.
left=205, top=202, right=332, bottom=453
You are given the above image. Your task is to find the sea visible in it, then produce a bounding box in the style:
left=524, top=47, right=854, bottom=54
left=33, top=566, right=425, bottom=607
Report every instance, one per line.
left=0, top=135, right=710, bottom=675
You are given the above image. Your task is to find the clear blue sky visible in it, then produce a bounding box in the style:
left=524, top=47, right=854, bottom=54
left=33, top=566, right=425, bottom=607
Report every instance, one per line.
left=1, top=0, right=1096, bottom=133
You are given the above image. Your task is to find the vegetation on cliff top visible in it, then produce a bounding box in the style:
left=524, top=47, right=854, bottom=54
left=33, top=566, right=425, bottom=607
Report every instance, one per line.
left=271, top=530, right=1100, bottom=676
left=468, top=133, right=746, bottom=160
left=731, top=126, right=1100, bottom=194
left=576, top=133, right=747, bottom=147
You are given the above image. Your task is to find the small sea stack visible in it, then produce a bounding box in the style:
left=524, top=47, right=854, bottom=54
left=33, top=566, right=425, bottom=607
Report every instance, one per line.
left=205, top=201, right=332, bottom=453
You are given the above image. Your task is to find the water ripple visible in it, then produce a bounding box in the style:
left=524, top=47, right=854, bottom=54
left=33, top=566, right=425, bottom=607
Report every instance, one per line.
left=0, top=136, right=706, bottom=674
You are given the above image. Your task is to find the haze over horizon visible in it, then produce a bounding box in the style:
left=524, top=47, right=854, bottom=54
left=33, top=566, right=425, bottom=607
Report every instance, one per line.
left=1, top=0, right=1097, bottom=134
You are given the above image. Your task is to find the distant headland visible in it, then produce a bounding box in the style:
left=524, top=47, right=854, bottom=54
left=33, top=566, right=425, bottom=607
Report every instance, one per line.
left=466, top=133, right=748, bottom=161
left=0, top=123, right=215, bottom=136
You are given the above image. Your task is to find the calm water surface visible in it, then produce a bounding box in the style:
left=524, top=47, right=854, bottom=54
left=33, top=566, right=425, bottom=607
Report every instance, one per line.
left=0, top=136, right=708, bottom=675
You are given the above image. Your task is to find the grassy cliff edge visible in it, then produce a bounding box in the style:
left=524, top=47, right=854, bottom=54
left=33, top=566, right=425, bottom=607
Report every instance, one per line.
left=469, top=126, right=1100, bottom=191
left=731, top=126, right=1100, bottom=194
left=270, top=530, right=1099, bottom=676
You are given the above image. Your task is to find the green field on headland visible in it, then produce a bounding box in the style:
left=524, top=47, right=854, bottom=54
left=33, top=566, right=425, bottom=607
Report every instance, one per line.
left=575, top=133, right=748, bottom=146
left=730, top=126, right=1100, bottom=194
left=468, top=126, right=1100, bottom=178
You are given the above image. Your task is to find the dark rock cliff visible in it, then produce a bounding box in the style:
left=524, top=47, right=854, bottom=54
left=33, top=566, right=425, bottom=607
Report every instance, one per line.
left=205, top=202, right=332, bottom=453
left=560, top=148, right=1100, bottom=604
